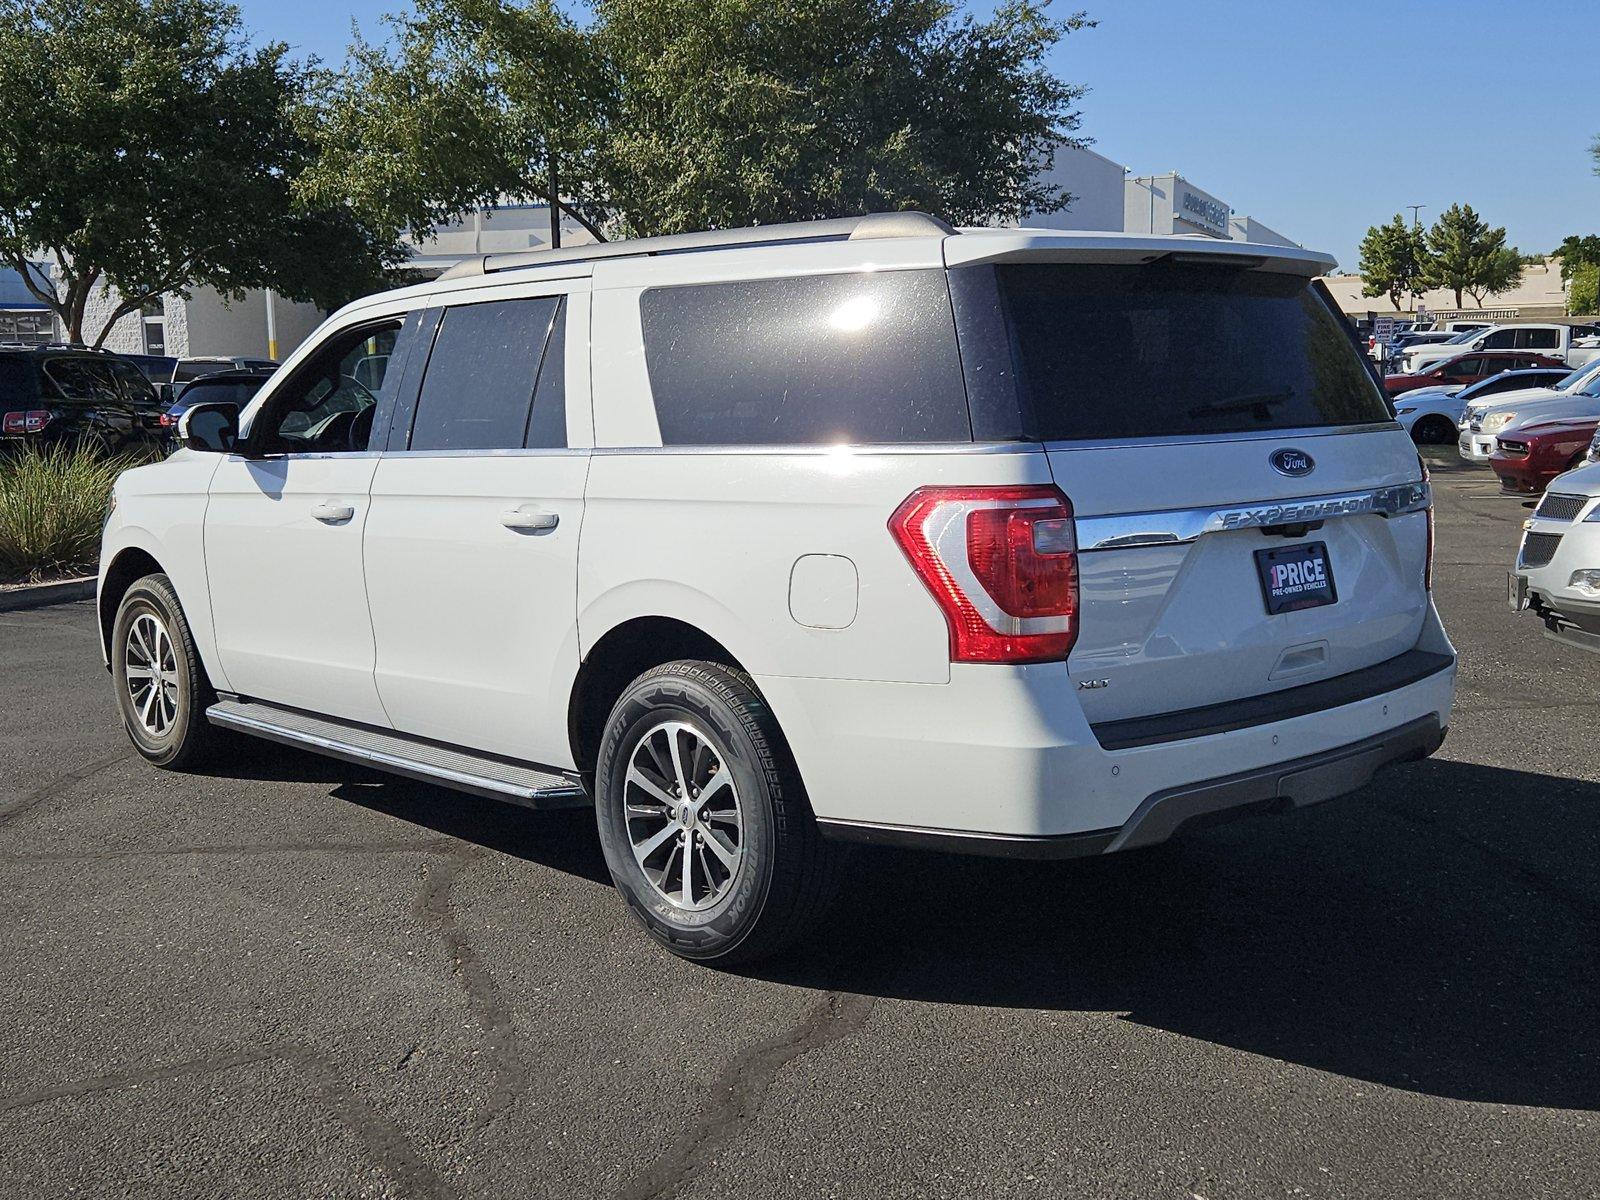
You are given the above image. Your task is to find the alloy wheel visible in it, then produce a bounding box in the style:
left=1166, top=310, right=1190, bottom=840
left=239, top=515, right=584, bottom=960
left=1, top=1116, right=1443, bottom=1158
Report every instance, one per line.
left=124, top=612, right=180, bottom=737
left=624, top=719, right=744, bottom=912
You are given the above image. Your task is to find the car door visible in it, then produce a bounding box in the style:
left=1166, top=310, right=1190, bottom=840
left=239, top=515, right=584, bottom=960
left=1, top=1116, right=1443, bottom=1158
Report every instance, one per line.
left=363, top=284, right=589, bottom=768
left=203, top=313, right=417, bottom=725
left=43, top=356, right=133, bottom=446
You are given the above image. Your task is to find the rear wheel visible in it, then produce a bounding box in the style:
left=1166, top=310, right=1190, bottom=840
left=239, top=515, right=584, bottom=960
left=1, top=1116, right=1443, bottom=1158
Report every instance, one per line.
left=594, top=660, right=833, bottom=964
left=112, top=573, right=221, bottom=769
left=1411, top=415, right=1456, bottom=445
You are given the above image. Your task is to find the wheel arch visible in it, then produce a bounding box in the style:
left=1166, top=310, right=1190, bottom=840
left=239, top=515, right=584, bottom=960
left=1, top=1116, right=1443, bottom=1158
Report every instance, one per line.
left=99, top=545, right=166, bottom=668
left=568, top=615, right=754, bottom=781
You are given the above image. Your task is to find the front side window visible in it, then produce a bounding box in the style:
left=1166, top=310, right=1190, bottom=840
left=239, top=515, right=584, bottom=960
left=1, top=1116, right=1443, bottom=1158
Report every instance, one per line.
left=639, top=269, right=970, bottom=446
left=248, top=322, right=400, bottom=455
left=407, top=297, right=562, bottom=452
left=1480, top=329, right=1517, bottom=349
left=956, top=262, right=1389, bottom=441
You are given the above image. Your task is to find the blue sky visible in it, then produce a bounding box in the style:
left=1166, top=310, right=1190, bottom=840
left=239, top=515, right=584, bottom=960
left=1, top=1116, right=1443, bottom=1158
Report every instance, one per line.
left=238, top=0, right=1598, bottom=271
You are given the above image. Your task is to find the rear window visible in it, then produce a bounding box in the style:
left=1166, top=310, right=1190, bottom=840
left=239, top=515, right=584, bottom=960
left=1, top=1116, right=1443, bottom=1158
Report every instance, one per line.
left=177, top=378, right=267, bottom=408
left=954, top=262, right=1389, bottom=442
left=639, top=269, right=970, bottom=446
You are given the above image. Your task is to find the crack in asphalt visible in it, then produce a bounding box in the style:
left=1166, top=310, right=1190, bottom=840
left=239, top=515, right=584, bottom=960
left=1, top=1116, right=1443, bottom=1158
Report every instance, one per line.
left=0, top=836, right=458, bottom=865
left=413, top=846, right=525, bottom=1136
left=614, top=990, right=876, bottom=1200
left=0, top=1045, right=455, bottom=1199
left=0, top=752, right=125, bottom=828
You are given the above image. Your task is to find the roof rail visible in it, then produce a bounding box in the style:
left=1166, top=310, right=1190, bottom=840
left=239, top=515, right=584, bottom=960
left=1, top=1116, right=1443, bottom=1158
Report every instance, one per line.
left=437, top=210, right=957, bottom=281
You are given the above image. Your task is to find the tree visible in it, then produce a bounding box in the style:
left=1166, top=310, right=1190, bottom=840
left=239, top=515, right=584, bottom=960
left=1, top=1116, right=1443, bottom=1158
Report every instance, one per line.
left=1421, top=203, right=1512, bottom=309
left=315, top=0, right=1093, bottom=244
left=1570, top=264, right=1600, bottom=317
left=1555, top=234, right=1600, bottom=281
left=1464, top=244, right=1522, bottom=307
left=0, top=0, right=398, bottom=346
left=1357, top=215, right=1427, bottom=311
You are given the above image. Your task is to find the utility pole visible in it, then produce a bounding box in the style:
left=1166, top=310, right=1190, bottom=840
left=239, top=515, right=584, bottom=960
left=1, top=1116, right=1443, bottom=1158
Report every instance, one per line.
left=264, top=289, right=278, bottom=360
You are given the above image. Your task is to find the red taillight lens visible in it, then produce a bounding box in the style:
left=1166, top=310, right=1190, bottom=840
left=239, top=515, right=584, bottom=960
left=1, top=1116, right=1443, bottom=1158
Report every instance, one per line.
left=159, top=412, right=176, bottom=427
left=2, top=409, right=49, bottom=434
left=889, top=484, right=1078, bottom=664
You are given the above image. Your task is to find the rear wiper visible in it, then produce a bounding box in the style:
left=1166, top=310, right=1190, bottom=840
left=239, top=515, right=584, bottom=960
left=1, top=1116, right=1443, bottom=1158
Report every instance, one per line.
left=1185, top=388, right=1294, bottom=421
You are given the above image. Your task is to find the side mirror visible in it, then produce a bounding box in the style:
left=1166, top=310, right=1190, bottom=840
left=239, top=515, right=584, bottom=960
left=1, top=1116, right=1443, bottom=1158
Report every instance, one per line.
left=178, top=402, right=239, bottom=453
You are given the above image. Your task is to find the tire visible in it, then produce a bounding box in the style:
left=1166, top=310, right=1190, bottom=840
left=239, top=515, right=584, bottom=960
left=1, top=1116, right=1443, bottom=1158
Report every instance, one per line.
left=594, top=660, right=834, bottom=964
left=1411, top=415, right=1456, bottom=445
left=111, top=573, right=222, bottom=769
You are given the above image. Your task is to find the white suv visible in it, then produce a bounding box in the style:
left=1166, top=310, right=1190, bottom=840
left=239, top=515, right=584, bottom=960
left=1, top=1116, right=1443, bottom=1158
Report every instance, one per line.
left=98, top=213, right=1457, bottom=962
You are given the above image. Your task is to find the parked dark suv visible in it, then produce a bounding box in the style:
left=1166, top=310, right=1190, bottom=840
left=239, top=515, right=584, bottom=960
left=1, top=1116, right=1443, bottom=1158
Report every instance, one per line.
left=0, top=347, right=165, bottom=452
left=159, top=367, right=276, bottom=445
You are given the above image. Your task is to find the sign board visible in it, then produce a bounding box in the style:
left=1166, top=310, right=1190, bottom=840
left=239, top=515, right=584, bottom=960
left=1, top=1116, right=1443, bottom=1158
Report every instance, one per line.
left=1373, top=316, right=1396, bottom=344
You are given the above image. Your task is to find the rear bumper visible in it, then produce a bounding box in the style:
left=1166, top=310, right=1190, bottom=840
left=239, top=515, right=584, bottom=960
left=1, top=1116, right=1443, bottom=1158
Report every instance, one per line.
left=818, top=716, right=1445, bottom=858
left=758, top=606, right=1457, bottom=846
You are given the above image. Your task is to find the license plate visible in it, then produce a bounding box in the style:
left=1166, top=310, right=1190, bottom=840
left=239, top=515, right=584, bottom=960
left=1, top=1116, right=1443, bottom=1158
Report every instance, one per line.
left=1509, top=572, right=1529, bottom=611
left=1255, top=543, right=1337, bottom=614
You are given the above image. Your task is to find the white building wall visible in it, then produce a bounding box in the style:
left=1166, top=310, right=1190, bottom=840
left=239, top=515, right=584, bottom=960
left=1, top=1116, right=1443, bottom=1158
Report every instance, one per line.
left=176, top=286, right=324, bottom=359
left=1229, top=215, right=1298, bottom=248
left=1125, top=172, right=1232, bottom=238
left=1023, top=145, right=1127, bottom=232
left=78, top=284, right=145, bottom=352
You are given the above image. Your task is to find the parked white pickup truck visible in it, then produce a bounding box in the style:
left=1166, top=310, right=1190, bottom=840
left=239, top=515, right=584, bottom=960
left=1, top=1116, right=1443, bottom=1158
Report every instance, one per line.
left=1402, top=323, right=1600, bottom=375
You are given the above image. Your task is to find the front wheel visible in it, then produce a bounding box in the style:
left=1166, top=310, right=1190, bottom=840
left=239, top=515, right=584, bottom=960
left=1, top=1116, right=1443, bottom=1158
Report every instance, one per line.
left=111, top=573, right=221, bottom=769
left=594, top=660, right=834, bottom=964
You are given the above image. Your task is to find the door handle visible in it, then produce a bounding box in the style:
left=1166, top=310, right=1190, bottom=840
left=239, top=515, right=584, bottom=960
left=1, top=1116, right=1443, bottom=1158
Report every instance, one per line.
left=500, top=504, right=559, bottom=532
left=311, top=500, right=355, bottom=524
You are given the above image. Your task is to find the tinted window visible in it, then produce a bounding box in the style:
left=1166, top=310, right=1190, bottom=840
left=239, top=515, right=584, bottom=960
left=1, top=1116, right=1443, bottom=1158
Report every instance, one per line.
left=174, top=360, right=233, bottom=382
left=958, top=263, right=1389, bottom=441
left=45, top=358, right=119, bottom=402
left=250, top=323, right=399, bottom=455
left=409, top=298, right=559, bottom=451
left=640, top=269, right=969, bottom=446
left=1479, top=329, right=1516, bottom=349
left=1519, top=328, right=1560, bottom=349
left=0, top=357, right=36, bottom=402
left=106, top=359, right=157, bottom=405
left=523, top=300, right=566, bottom=449
left=177, top=378, right=267, bottom=409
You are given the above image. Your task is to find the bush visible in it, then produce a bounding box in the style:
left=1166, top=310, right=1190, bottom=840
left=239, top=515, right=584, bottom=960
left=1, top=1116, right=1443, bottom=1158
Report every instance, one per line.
left=1569, top=263, right=1600, bottom=317
left=0, top=443, right=147, bottom=579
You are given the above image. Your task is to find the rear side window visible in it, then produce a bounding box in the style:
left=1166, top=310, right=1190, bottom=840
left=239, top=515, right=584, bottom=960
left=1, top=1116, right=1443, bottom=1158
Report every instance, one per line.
left=639, top=269, right=970, bottom=445
left=0, top=358, right=36, bottom=403
left=409, top=298, right=560, bottom=451
left=953, top=262, right=1391, bottom=442
left=1519, top=328, right=1560, bottom=349
left=44, top=358, right=119, bottom=402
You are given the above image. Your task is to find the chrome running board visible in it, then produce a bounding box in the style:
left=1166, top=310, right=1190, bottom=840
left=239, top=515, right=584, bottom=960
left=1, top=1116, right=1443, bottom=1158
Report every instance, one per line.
left=206, top=698, right=588, bottom=809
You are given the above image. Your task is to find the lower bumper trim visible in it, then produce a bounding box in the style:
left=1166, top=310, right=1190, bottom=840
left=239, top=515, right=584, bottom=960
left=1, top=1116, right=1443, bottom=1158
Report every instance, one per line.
left=816, top=715, right=1446, bottom=860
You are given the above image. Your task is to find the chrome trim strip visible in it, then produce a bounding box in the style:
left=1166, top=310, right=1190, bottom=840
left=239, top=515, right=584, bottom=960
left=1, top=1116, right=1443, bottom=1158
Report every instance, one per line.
left=206, top=706, right=587, bottom=803
left=1076, top=482, right=1431, bottom=551
left=1041, top=422, right=1403, bottom=452
left=588, top=441, right=1045, bottom=456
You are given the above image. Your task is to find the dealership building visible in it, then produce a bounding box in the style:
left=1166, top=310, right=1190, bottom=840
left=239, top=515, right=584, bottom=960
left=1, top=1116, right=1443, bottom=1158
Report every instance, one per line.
left=1025, top=145, right=1301, bottom=251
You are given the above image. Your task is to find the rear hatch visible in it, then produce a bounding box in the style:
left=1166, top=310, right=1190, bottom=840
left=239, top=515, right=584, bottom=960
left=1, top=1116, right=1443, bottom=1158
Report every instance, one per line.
left=950, top=250, right=1431, bottom=726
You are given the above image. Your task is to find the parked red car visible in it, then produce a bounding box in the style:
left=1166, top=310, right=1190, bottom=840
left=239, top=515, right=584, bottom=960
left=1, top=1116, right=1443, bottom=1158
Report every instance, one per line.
left=1491, top=416, right=1600, bottom=493
left=1384, top=350, right=1566, bottom=396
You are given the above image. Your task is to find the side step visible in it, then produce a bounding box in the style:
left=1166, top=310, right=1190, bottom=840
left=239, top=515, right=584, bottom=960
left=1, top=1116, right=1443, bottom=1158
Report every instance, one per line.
left=206, top=698, right=589, bottom=810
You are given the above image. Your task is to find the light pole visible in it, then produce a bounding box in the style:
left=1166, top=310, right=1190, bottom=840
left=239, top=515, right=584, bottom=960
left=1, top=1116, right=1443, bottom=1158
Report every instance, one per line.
left=264, top=288, right=278, bottom=360
left=1405, top=204, right=1425, bottom=230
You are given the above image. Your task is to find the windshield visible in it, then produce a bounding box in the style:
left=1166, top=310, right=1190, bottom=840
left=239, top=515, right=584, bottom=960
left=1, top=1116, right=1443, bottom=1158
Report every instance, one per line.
left=1561, top=361, right=1600, bottom=393
left=964, top=262, right=1390, bottom=441
left=1446, top=327, right=1484, bottom=344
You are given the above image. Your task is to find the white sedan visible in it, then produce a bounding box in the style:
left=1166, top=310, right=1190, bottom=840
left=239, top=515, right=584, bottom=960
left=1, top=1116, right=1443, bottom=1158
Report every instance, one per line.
left=1395, top=368, right=1569, bottom=444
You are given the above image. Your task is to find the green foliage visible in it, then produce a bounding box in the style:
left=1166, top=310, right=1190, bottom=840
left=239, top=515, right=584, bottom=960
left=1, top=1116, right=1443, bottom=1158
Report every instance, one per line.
left=1357, top=215, right=1427, bottom=311
left=1465, top=245, right=1522, bottom=307
left=315, top=0, right=1093, bottom=241
left=0, top=443, right=146, bottom=576
left=1555, top=234, right=1600, bottom=280
left=0, top=0, right=398, bottom=346
left=1421, top=203, right=1514, bottom=309
left=1569, top=263, right=1600, bottom=317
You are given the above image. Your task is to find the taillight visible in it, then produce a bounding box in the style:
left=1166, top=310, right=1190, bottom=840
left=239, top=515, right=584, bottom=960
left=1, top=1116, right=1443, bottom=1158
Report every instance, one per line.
left=2, top=409, right=50, bottom=434
left=159, top=412, right=176, bottom=427
left=889, top=485, right=1078, bottom=663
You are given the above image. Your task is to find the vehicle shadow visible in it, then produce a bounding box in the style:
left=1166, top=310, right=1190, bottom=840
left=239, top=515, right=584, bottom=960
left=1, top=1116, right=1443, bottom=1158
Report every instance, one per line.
left=211, top=737, right=1600, bottom=1110
left=760, top=757, right=1600, bottom=1112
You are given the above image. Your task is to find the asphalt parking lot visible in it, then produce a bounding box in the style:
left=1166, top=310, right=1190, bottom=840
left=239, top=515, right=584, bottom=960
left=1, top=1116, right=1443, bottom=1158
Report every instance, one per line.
left=3, top=453, right=1598, bottom=1199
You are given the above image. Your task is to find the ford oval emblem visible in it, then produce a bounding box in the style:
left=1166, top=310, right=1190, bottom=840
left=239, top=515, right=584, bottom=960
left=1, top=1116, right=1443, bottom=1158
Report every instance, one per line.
left=1270, top=448, right=1314, bottom=477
